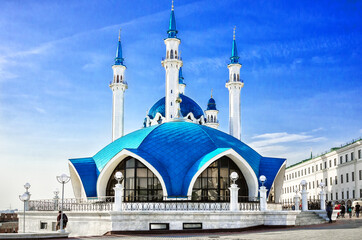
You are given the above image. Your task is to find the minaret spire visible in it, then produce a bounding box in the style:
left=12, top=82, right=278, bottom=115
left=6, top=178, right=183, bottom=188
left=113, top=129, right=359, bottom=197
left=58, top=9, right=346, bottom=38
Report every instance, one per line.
left=167, top=0, right=178, bottom=38
left=110, top=29, right=128, bottom=141
left=226, top=26, right=243, bottom=140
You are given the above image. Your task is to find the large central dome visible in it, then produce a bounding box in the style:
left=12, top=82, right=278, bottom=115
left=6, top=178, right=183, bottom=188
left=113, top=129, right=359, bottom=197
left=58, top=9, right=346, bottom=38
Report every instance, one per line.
left=148, top=94, right=204, bottom=119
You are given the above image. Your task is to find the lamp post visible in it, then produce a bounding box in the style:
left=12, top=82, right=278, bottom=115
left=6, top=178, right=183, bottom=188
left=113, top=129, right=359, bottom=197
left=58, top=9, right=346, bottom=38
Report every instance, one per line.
left=229, top=172, right=239, bottom=211
left=19, top=183, right=31, bottom=233
left=56, top=174, right=70, bottom=233
left=113, top=171, right=124, bottom=211
left=53, top=189, right=60, bottom=211
left=294, top=190, right=300, bottom=211
left=259, top=175, right=268, bottom=211
left=300, top=180, right=308, bottom=211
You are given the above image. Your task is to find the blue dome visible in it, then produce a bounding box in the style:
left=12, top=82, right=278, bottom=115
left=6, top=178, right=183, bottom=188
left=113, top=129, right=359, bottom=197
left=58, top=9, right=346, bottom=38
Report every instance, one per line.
left=148, top=95, right=204, bottom=119
left=70, top=122, right=285, bottom=198
left=207, top=97, right=217, bottom=110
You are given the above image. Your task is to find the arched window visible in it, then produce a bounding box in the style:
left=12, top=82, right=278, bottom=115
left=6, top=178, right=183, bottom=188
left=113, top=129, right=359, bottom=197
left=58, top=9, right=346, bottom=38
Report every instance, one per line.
left=211, top=115, right=213, bottom=122
left=117, top=75, right=119, bottom=83
left=106, top=157, right=163, bottom=201
left=237, top=74, right=239, bottom=81
left=191, top=156, right=248, bottom=202
left=170, top=50, right=174, bottom=59
left=121, top=75, right=123, bottom=81
left=175, top=50, right=178, bottom=59
left=167, top=51, right=169, bottom=59
left=233, top=73, right=236, bottom=81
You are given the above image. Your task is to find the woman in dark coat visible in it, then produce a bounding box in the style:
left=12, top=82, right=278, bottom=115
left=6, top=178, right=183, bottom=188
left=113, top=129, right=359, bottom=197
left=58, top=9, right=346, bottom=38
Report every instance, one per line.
left=326, top=202, right=333, bottom=223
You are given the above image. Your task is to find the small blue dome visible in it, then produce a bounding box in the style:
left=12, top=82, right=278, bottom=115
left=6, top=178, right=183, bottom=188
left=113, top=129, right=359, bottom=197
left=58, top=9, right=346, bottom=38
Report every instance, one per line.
left=148, top=95, right=204, bottom=119
left=207, top=97, right=217, bottom=110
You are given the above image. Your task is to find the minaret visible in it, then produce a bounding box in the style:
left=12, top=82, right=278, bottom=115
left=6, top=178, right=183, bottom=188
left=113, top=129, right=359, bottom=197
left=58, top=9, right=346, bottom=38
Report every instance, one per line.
left=178, top=67, right=186, bottom=94
left=205, top=90, right=219, bottom=129
left=161, top=0, right=183, bottom=121
left=110, top=29, right=128, bottom=141
left=225, top=27, right=243, bottom=140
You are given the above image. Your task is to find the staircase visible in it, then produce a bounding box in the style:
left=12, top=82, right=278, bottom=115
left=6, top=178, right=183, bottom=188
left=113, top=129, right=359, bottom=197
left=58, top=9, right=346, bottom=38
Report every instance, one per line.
left=295, top=211, right=327, bottom=225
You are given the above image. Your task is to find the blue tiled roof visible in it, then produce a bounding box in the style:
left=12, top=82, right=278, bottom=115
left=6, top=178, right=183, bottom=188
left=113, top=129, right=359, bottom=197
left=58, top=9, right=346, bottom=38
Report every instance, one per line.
left=148, top=95, right=204, bottom=120
left=71, top=122, right=285, bottom=198
left=69, top=157, right=99, bottom=197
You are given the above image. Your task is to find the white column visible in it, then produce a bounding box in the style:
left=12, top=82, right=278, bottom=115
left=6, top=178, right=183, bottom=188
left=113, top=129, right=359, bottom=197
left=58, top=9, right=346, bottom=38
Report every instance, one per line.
left=301, top=189, right=308, bottom=211
left=320, top=190, right=326, bottom=210
left=229, top=184, right=240, bottom=211
left=259, top=186, right=268, bottom=211
left=294, top=193, right=300, bottom=211
left=113, top=183, right=123, bottom=212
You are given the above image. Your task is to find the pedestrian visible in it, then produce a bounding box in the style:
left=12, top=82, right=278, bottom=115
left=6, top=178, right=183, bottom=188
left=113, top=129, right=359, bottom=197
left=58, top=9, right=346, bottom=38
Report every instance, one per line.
left=326, top=201, right=333, bottom=223
left=56, top=211, right=68, bottom=230
left=347, top=205, right=352, bottom=218
left=355, top=202, right=360, bottom=218
left=341, top=205, right=346, bottom=218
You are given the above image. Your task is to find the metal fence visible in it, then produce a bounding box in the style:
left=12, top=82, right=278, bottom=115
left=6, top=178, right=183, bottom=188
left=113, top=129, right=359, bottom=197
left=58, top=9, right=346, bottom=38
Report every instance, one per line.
left=28, top=196, right=260, bottom=212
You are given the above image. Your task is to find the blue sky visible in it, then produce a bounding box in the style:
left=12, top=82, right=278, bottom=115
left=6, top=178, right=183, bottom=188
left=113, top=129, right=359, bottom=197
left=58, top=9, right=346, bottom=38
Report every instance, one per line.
left=0, top=0, right=361, bottom=209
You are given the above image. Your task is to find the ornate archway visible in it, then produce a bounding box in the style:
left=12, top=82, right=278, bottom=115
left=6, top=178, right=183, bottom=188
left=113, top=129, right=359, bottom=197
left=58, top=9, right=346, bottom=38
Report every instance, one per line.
left=191, top=156, right=248, bottom=201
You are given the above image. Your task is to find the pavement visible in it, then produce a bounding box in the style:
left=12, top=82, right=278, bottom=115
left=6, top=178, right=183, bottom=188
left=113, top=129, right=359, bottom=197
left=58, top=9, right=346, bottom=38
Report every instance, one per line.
left=68, top=217, right=362, bottom=240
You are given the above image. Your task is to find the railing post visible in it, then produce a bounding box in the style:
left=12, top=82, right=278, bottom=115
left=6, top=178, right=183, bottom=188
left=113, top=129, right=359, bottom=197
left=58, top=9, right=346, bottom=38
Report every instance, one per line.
left=229, top=184, right=240, bottom=211
left=113, top=183, right=124, bottom=212
left=259, top=186, right=268, bottom=211
left=319, top=190, right=326, bottom=210
left=294, top=192, right=300, bottom=211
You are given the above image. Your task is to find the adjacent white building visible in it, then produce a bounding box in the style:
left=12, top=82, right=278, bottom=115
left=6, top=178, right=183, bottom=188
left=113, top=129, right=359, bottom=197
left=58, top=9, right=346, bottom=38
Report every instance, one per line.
left=281, top=138, right=362, bottom=206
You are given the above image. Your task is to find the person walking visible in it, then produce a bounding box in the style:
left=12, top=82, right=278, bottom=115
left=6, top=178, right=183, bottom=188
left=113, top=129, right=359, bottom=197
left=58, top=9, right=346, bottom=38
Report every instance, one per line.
left=56, top=211, right=68, bottom=230
left=347, top=205, right=352, bottom=218
left=326, top=201, right=333, bottom=223
left=341, top=205, right=346, bottom=218
left=355, top=202, right=360, bottom=218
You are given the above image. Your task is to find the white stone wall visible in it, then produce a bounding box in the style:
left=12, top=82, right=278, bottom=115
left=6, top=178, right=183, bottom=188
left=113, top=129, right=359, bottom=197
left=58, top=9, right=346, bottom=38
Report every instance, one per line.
left=18, top=210, right=299, bottom=237
left=281, top=140, right=362, bottom=205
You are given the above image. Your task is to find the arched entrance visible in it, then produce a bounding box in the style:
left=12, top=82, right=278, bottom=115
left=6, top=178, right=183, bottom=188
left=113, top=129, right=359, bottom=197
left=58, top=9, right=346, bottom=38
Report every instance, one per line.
left=106, top=156, right=163, bottom=201
left=191, top=156, right=248, bottom=202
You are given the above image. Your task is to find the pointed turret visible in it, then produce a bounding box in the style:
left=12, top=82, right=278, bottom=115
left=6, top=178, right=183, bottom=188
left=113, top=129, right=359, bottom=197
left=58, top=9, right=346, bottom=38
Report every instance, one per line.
left=167, top=0, right=178, bottom=38
left=114, top=29, right=125, bottom=66
left=205, top=90, right=219, bottom=129
left=230, top=27, right=240, bottom=64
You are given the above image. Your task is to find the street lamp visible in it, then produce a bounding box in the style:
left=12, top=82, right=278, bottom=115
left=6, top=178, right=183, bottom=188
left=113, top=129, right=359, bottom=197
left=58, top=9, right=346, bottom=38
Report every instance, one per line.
left=259, top=175, right=267, bottom=186
left=19, top=183, right=31, bottom=233
left=230, top=172, right=239, bottom=184
left=56, top=174, right=70, bottom=233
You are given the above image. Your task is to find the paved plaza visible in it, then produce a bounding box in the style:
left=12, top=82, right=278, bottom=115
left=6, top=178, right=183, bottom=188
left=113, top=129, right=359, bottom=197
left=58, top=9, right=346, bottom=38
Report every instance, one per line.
left=69, top=218, right=362, bottom=240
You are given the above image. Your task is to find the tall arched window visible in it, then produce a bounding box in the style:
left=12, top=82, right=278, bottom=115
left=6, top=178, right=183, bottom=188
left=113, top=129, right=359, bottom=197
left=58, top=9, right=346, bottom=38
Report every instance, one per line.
left=211, top=115, right=213, bottom=122
left=106, top=157, right=163, bottom=201
left=117, top=75, right=119, bottom=83
left=233, top=73, right=236, bottom=81
left=191, top=156, right=248, bottom=202
left=175, top=50, right=178, bottom=59
left=237, top=74, right=240, bottom=81
left=170, top=50, right=174, bottom=59
left=121, top=75, right=123, bottom=81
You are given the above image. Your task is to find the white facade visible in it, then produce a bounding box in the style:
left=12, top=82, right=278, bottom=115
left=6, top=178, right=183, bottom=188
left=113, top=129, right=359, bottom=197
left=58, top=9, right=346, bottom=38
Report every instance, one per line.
left=225, top=63, right=243, bottom=140
left=281, top=139, right=362, bottom=205
left=161, top=38, right=183, bottom=122
left=110, top=64, right=127, bottom=141
left=204, top=109, right=219, bottom=129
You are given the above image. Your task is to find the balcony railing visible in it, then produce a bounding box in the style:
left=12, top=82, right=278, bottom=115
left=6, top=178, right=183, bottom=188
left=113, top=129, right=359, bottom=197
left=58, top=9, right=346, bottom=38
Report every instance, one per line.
left=28, top=196, right=260, bottom=212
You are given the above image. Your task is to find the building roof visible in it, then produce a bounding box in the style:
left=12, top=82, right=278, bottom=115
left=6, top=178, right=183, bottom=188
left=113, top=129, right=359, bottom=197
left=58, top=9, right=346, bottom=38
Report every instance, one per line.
left=147, top=94, right=204, bottom=119
left=70, top=122, right=285, bottom=198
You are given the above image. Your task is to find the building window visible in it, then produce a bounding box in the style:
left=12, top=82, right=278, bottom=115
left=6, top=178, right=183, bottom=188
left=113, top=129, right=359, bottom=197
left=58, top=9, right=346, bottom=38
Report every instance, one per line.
left=170, top=50, right=174, bottom=59
left=334, top=158, right=336, bottom=166
left=360, top=170, right=362, bottom=181
left=336, top=192, right=338, bottom=200
left=330, top=177, right=332, bottom=186
left=106, top=157, right=163, bottom=201
left=192, top=156, right=248, bottom=202
left=325, top=178, right=328, bottom=186
left=346, top=173, right=349, bottom=183
left=342, top=191, right=344, bottom=199
left=351, top=152, right=354, bottom=161
left=313, top=181, right=315, bottom=189
left=312, top=166, right=314, bottom=172
left=304, top=169, right=306, bottom=175
left=359, top=149, right=361, bottom=159
left=345, top=154, right=348, bottom=162
left=331, top=193, right=333, bottom=201
left=309, top=182, right=311, bottom=189
left=347, top=190, right=349, bottom=199
left=317, top=180, right=319, bottom=186
left=352, top=172, right=354, bottom=181
left=329, top=160, right=331, bottom=168
left=298, top=171, right=300, bottom=177
left=316, top=165, right=318, bottom=171
left=353, top=190, right=355, bottom=198
left=335, top=176, right=338, bottom=185
left=340, top=156, right=343, bottom=164
left=341, top=175, right=343, bottom=184
left=360, top=189, right=362, bottom=198
left=320, top=163, right=322, bottom=170
left=308, top=167, right=310, bottom=174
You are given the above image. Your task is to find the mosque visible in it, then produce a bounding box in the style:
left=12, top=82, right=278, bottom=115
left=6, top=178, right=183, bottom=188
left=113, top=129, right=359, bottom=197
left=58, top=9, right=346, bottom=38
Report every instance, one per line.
left=67, top=3, right=286, bottom=205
